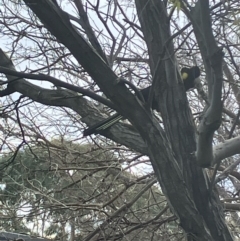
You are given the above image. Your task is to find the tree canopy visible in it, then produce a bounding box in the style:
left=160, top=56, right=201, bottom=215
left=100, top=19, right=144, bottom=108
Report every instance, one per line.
left=0, top=1, right=240, bottom=240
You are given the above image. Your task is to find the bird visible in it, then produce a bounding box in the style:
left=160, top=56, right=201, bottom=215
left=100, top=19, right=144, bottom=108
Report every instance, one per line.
left=181, top=66, right=200, bottom=91
left=83, top=66, right=200, bottom=136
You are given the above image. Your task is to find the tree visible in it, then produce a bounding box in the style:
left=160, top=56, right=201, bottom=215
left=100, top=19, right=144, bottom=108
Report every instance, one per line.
left=0, top=0, right=240, bottom=240
left=0, top=141, right=173, bottom=240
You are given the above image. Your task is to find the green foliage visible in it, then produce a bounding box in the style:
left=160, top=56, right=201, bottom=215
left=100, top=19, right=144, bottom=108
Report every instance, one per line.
left=169, top=0, right=182, bottom=15
left=0, top=140, right=174, bottom=239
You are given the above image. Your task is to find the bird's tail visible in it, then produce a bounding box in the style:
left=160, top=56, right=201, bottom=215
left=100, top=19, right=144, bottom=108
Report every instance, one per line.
left=83, top=113, right=123, bottom=136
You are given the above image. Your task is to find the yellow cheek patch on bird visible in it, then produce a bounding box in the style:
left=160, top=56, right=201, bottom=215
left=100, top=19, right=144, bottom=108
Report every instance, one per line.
left=181, top=72, right=188, bottom=80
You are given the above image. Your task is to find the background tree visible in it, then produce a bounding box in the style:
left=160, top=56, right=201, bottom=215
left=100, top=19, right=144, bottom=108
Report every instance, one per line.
left=0, top=0, right=240, bottom=240
left=0, top=141, right=174, bottom=240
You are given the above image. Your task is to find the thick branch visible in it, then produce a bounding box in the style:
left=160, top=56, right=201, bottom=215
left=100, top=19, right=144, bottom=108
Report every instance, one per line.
left=0, top=50, right=147, bottom=154
left=213, top=136, right=240, bottom=165
left=187, top=1, right=223, bottom=167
